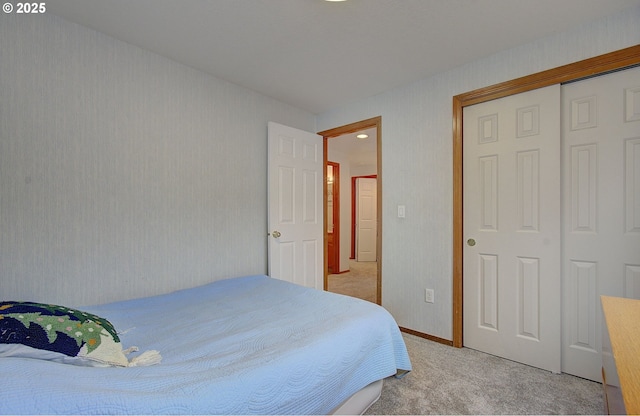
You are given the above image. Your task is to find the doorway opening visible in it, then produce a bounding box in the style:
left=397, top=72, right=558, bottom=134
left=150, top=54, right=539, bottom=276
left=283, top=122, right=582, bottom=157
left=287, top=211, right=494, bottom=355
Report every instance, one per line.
left=319, top=116, right=382, bottom=304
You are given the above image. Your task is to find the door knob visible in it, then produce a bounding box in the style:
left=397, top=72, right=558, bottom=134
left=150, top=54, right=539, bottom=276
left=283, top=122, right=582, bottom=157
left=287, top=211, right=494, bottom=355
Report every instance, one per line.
left=271, top=230, right=281, bottom=238
left=467, top=238, right=476, bottom=246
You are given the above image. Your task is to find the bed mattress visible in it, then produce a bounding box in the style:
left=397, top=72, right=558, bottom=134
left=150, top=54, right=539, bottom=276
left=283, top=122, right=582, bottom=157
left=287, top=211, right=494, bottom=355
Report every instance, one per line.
left=0, top=275, right=410, bottom=414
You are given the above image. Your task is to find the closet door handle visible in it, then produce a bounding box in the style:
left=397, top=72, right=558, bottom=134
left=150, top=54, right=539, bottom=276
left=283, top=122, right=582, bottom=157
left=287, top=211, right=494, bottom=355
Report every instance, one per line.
left=467, top=238, right=476, bottom=247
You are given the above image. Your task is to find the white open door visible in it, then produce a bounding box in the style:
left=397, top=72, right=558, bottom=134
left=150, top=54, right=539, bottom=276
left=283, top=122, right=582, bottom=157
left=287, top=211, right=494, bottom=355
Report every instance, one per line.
left=463, top=84, right=562, bottom=373
left=356, top=177, right=377, bottom=262
left=267, top=122, right=323, bottom=290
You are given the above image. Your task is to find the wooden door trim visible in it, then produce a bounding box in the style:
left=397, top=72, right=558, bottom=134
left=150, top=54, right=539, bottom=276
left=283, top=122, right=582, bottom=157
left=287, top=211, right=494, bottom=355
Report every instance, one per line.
left=351, top=175, right=377, bottom=259
left=452, top=44, right=640, bottom=348
left=328, top=161, right=340, bottom=273
left=320, top=116, right=382, bottom=305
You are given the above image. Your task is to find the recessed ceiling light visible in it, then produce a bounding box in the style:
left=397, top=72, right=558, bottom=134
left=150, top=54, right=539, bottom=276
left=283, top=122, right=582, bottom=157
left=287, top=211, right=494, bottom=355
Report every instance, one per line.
left=356, top=133, right=368, bottom=139
left=325, top=0, right=348, bottom=2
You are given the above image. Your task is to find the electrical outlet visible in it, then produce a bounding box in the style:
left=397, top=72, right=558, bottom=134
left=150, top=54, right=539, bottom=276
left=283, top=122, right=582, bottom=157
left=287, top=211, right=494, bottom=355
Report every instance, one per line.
left=425, top=288, right=434, bottom=303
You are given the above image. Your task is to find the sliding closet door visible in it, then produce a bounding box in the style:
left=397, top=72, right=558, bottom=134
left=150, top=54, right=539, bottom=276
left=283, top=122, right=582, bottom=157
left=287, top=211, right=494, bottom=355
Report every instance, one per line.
left=463, top=85, right=562, bottom=373
left=561, top=66, right=640, bottom=381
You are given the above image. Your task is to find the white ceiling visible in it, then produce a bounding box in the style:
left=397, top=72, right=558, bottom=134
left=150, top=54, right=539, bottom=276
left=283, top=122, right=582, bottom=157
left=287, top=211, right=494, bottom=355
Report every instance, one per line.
left=47, top=0, right=640, bottom=115
left=329, top=127, right=378, bottom=168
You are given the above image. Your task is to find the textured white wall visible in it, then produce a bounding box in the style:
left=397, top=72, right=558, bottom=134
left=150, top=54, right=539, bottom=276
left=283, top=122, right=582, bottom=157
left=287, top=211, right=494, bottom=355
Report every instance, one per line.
left=0, top=14, right=315, bottom=306
left=317, top=6, right=640, bottom=340
left=1, top=7, right=638, bottom=338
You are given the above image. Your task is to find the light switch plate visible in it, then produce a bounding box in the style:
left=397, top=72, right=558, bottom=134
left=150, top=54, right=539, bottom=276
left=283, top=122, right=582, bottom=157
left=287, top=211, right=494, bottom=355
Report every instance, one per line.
left=397, top=205, right=406, bottom=218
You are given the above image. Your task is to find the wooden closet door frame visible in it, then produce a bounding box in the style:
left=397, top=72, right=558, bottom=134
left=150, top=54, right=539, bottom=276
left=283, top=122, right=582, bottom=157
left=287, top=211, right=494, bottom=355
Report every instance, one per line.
left=452, top=45, right=640, bottom=348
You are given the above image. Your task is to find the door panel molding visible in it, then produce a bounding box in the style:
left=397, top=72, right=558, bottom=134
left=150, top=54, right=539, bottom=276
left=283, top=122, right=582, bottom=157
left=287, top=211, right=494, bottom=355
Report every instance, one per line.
left=452, top=45, right=640, bottom=348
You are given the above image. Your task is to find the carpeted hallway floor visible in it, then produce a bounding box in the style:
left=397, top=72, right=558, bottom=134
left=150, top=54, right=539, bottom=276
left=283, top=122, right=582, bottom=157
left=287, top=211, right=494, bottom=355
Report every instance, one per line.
left=327, top=259, right=377, bottom=303
left=366, top=333, right=603, bottom=415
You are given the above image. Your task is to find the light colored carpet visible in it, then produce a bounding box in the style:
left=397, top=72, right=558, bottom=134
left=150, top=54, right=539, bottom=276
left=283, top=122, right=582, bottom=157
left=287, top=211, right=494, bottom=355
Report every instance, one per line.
left=327, top=260, right=377, bottom=303
left=366, top=333, right=603, bottom=415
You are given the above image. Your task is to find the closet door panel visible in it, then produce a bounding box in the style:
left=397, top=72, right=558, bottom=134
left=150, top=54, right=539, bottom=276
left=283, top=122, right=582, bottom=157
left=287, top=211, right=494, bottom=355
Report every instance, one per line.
left=561, top=66, right=640, bottom=381
left=463, top=84, right=561, bottom=373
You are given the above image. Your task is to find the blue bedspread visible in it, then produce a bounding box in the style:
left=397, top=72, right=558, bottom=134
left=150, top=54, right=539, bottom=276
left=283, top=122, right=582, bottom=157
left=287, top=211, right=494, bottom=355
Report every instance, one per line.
left=0, top=275, right=411, bottom=414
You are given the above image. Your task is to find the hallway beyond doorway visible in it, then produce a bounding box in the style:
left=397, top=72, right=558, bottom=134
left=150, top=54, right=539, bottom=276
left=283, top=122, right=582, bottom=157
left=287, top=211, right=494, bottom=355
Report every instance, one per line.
left=327, top=260, right=377, bottom=303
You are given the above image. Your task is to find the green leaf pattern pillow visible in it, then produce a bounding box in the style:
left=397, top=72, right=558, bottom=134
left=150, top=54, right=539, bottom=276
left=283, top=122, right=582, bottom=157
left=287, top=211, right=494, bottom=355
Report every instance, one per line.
left=0, top=301, right=160, bottom=367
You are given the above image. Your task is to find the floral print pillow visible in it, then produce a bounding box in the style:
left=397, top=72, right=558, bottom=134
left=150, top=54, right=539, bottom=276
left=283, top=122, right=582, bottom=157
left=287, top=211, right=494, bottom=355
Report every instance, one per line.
left=0, top=301, right=131, bottom=367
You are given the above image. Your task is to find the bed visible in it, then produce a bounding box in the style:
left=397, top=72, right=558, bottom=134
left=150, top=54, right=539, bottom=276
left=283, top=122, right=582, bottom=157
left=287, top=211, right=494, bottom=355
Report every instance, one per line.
left=0, top=274, right=411, bottom=414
